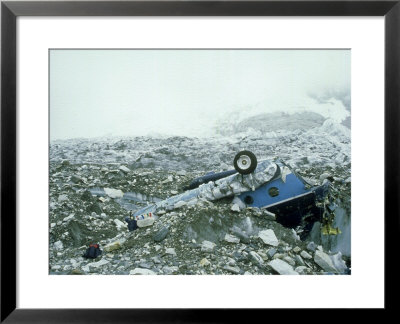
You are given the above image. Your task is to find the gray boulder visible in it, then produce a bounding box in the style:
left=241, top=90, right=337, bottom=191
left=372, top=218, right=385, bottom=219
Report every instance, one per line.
left=259, top=229, right=279, bottom=246
left=331, top=252, right=348, bottom=274
left=307, top=241, right=316, bottom=252
left=231, top=227, right=250, bottom=244
left=201, top=241, right=216, bottom=253
left=249, top=251, right=264, bottom=265
left=130, top=268, right=156, bottom=275
left=268, top=259, right=299, bottom=275
left=300, top=251, right=312, bottom=259
left=314, top=250, right=338, bottom=273
left=153, top=226, right=169, bottom=242
left=223, top=265, right=241, bottom=274
left=267, top=248, right=277, bottom=259
left=224, top=234, right=240, bottom=244
left=53, top=240, right=63, bottom=250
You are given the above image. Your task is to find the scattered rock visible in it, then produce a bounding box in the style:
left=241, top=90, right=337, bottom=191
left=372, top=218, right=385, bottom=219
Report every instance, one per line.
left=104, top=188, right=124, bottom=199
left=174, top=201, right=187, bottom=209
left=232, top=196, right=246, bottom=210
left=283, top=256, right=296, bottom=267
left=293, top=246, right=301, bottom=253
left=162, top=266, right=178, bottom=274
left=300, top=251, right=312, bottom=259
left=258, top=251, right=268, bottom=261
left=114, top=219, right=126, bottom=230
left=331, top=252, right=347, bottom=273
left=294, top=254, right=305, bottom=266
left=231, top=228, right=250, bottom=244
left=187, top=198, right=199, bottom=206
left=201, top=240, right=216, bottom=252
left=291, top=229, right=300, bottom=241
left=307, top=242, right=316, bottom=252
left=70, top=269, right=83, bottom=275
left=267, top=248, right=277, bottom=259
left=271, top=253, right=284, bottom=261
left=319, top=172, right=332, bottom=182
left=262, top=209, right=276, bottom=220
left=153, top=226, right=169, bottom=242
left=61, top=160, right=70, bottom=166
left=223, top=265, right=241, bottom=274
left=130, top=268, right=156, bottom=275
left=258, top=229, right=279, bottom=246
left=53, top=241, right=63, bottom=250
left=199, top=258, right=211, bottom=267
left=104, top=240, right=123, bottom=252
left=81, top=265, right=90, bottom=272
left=249, top=251, right=264, bottom=265
left=119, top=166, right=131, bottom=173
left=224, top=234, right=240, bottom=244
left=231, top=204, right=241, bottom=212
left=58, top=195, right=68, bottom=202
left=151, top=256, right=162, bottom=264
left=295, top=266, right=308, bottom=274
left=165, top=248, right=176, bottom=256
left=268, top=259, right=299, bottom=275
left=71, top=175, right=84, bottom=183
left=90, top=259, right=109, bottom=268
left=49, top=128, right=351, bottom=276
left=314, top=250, right=338, bottom=273
left=63, top=214, right=74, bottom=222
left=139, top=262, right=152, bottom=269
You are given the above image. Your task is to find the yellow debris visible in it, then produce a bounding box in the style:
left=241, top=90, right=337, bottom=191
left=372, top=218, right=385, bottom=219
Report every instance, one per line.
left=321, top=224, right=342, bottom=235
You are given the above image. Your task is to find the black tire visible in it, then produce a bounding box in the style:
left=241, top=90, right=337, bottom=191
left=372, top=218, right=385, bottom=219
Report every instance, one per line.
left=233, top=150, right=258, bottom=175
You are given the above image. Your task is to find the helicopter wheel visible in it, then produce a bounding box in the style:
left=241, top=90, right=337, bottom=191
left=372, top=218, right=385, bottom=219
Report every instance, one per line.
left=233, top=150, right=257, bottom=175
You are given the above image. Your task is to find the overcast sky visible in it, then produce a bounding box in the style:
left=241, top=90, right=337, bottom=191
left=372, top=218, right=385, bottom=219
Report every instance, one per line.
left=50, top=49, right=350, bottom=140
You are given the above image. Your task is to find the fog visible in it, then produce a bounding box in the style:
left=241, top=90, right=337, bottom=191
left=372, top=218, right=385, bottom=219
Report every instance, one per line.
left=50, top=49, right=350, bottom=140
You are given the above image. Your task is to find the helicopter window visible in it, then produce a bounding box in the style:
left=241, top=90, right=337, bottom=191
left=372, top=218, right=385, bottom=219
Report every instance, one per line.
left=244, top=195, right=254, bottom=204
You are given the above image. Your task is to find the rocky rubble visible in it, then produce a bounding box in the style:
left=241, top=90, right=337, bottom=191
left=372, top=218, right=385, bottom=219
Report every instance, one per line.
left=49, top=167, right=350, bottom=275
left=49, top=119, right=351, bottom=275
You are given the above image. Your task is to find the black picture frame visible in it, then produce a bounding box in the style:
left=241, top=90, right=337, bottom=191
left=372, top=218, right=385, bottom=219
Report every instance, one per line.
left=1, top=0, right=399, bottom=322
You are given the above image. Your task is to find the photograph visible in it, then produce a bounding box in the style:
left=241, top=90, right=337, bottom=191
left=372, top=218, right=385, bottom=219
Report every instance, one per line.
left=49, top=49, right=351, bottom=275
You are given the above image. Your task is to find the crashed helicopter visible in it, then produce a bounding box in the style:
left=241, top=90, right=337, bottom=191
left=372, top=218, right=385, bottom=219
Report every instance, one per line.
left=127, top=151, right=337, bottom=239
